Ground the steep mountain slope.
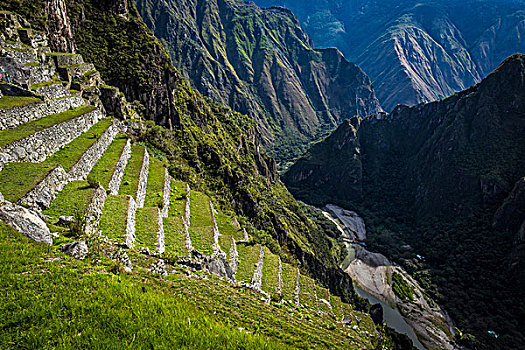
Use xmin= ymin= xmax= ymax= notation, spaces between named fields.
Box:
xmin=132 ymin=0 xmax=381 ymax=164
xmin=0 ymin=0 xmax=387 ymax=321
xmin=255 ymin=0 xmax=525 ymax=111
xmin=0 ymin=5 xmax=408 ymax=349
xmin=284 ymin=54 xmax=525 ymax=349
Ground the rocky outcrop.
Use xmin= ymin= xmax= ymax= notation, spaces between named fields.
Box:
xmin=60 ymin=241 xmax=88 ymax=259
xmin=135 ymin=149 xmax=149 ymax=208
xmin=0 ymin=96 xmax=84 ymax=131
xmin=108 ymin=139 xmax=131 ymax=195
xmin=46 ymin=0 xmax=77 ymax=53
xmin=19 ymin=165 xmax=69 ymax=211
xmin=203 ymin=253 xmax=235 ymax=281
xmin=149 ymin=259 xmax=168 ymax=276
xmin=0 ymin=108 xmax=104 ymax=166
xmin=0 ymin=195 xmax=53 ymax=245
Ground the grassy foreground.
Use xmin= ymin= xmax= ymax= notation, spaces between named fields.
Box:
xmin=0 ymin=222 xmax=285 ymax=349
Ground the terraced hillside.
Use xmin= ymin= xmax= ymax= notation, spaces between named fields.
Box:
xmin=0 ymin=13 xmax=393 ymax=349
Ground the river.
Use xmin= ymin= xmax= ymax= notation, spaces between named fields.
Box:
xmin=354 ymin=285 xmax=426 ymax=350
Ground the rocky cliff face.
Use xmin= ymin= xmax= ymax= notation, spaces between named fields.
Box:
xmin=255 ymin=0 xmax=525 ymax=111
xmin=284 ymin=53 xmax=525 ymax=349
xmin=46 ymin=0 xmax=77 ymax=53
xmin=133 ymin=0 xmax=381 ymax=163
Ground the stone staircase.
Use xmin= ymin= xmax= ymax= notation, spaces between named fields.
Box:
xmin=0 ymin=12 xmax=373 ymax=339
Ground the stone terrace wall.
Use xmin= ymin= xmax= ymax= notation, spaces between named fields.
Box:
xmin=69 ymin=122 xmax=118 ymax=180
xmin=85 ymin=186 xmax=107 ymax=235
xmin=108 ymin=139 xmax=131 ymax=195
xmin=34 ymin=83 xmax=70 ymax=99
xmin=125 ymin=196 xmax=136 ymax=248
xmin=135 ymin=149 xmax=149 ymax=208
xmin=19 ymin=165 xmax=69 ymax=210
xmin=0 ymin=108 xmax=103 ymax=166
xmin=0 ymin=96 xmax=84 ymax=130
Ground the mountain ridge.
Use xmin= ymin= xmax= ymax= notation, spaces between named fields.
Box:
xmin=284 ymin=53 xmax=525 ymax=349
xmin=133 ymin=0 xmax=382 ymax=164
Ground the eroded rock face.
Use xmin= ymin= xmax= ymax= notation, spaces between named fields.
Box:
xmin=60 ymin=241 xmax=88 ymax=259
xmin=47 ymin=0 xmax=77 ymax=53
xmin=0 ymin=200 xmax=53 ymax=245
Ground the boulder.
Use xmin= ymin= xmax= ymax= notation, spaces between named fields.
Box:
xmin=370 ymin=303 xmax=384 ymax=325
xmin=204 ymin=253 xmax=235 ymax=281
xmin=60 ymin=241 xmax=88 ymax=259
xmin=0 ymin=201 xmax=53 ymax=245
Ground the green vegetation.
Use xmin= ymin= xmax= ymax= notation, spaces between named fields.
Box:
xmin=99 ymin=195 xmax=130 ymax=242
xmin=330 ymin=295 xmax=344 ymax=320
xmin=216 ymin=211 xmax=244 ymax=241
xmin=0 ymin=95 xmax=41 ymax=110
xmin=24 ymin=61 xmax=40 ymax=67
xmin=261 ymin=246 xmax=281 ymax=298
xmin=189 ymin=190 xmax=213 ymax=227
xmin=236 ymin=243 xmax=260 ymax=283
xmin=43 ymin=181 xmax=96 ymax=219
xmin=134 ymin=207 xmax=159 ymax=251
xmin=44 ymin=118 xmax=112 ymax=171
xmin=281 ymin=263 xmax=298 ymax=302
xmin=163 ymin=216 xmax=188 ymax=256
xmin=391 ymin=273 xmax=414 ymax=302
xmin=144 ymin=157 xmax=165 ymax=208
xmin=0 ymin=105 xmax=96 ymax=149
xmin=87 ymin=135 xmax=128 ymax=189
xmin=298 ymin=275 xmax=317 ymax=310
xmin=316 ymin=285 xmax=332 ymax=315
xmin=0 ymin=222 xmax=286 ymax=350
xmin=189 ymin=226 xmax=214 ymax=256
xmin=0 ymin=162 xmax=56 ymax=202
xmin=168 ymin=179 xmax=186 ymax=217
xmin=118 ymin=145 xmax=144 ymax=198
xmin=31 ymin=78 xmax=60 ymax=90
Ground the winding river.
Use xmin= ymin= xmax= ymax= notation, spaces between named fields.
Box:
xmin=354 ymin=286 xmax=426 ymax=350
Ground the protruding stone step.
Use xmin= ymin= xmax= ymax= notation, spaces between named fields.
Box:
xmin=57 ymin=63 xmax=96 ymax=83
xmin=0 ymin=106 xmax=103 ymax=166
xmin=210 ymin=201 xmax=220 ymax=253
xmin=0 ymin=95 xmax=83 ymax=131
